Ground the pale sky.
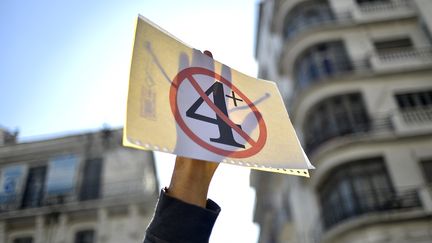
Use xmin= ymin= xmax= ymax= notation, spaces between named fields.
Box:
xmin=0 ymin=0 xmax=260 ymax=242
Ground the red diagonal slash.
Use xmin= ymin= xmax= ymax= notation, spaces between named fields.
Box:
xmin=186 ymin=74 xmax=257 ymax=147
xmin=170 ymin=66 xmax=267 ymax=158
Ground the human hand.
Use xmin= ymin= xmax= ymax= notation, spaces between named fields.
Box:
xmin=166 ymin=50 xmax=219 ymax=208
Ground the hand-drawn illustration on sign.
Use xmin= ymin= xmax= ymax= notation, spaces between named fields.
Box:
xmin=124 ymin=16 xmax=314 ymax=177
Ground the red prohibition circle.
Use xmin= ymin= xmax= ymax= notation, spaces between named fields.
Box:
xmin=169 ymin=67 xmax=267 ymax=158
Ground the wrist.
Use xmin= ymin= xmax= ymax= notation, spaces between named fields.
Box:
xmin=166 ymin=156 xmax=218 ymax=207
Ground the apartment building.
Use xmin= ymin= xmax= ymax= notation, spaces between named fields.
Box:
xmin=251 ymin=0 xmax=432 ymax=242
xmin=0 ymin=128 xmax=158 ymax=243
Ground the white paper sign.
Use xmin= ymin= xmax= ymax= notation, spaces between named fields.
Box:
xmin=124 ymin=16 xmax=314 ymax=177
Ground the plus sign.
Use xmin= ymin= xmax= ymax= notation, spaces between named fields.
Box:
xmin=225 ymin=91 xmax=243 ymax=107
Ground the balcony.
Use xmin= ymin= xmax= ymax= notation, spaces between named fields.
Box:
xmin=377 ymin=47 xmax=432 ymax=62
xmin=0 ymin=179 xmax=151 ymax=218
xmin=370 ymin=47 xmax=432 ymax=72
xmin=399 ymin=107 xmax=432 ymax=124
xmin=357 ymin=0 xmax=413 ymax=14
xmin=319 ymin=158 xmax=426 ymax=232
xmin=322 ymin=186 xmax=422 ymax=230
xmin=293 ymin=41 xmax=370 ymax=91
xmin=281 ymin=0 xmax=414 ymax=43
xmin=304 ymin=113 xmax=392 ymax=155
xmin=303 ymin=107 xmax=432 ymax=155
xmin=294 ymin=58 xmax=370 ymax=92
xmin=391 ymin=107 xmax=432 ymax=136
xmin=283 ymin=5 xmax=352 ymax=42
xmin=290 ymin=47 xmax=432 ymax=112
xmin=353 ymin=0 xmax=415 ymax=22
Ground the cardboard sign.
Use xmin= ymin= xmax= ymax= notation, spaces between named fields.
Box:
xmin=124 ymin=16 xmax=314 ymax=177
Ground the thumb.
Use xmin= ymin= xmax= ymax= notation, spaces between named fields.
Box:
xmin=203 ymin=50 xmax=213 ymax=58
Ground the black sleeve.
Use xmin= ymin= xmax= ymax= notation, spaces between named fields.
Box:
xmin=143 ymin=190 xmax=221 ymax=243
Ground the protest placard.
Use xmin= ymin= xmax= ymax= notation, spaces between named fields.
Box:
xmin=124 ymin=16 xmax=314 ymax=177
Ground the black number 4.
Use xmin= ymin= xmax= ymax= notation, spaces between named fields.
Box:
xmin=186 ymin=82 xmax=245 ymax=148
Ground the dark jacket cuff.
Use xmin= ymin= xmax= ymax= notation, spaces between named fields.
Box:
xmin=145 ymin=190 xmax=221 ymax=243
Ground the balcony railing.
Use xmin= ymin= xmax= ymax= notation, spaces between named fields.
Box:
xmin=305 ymin=113 xmax=392 ymax=155
xmin=375 ymin=47 xmax=432 ymax=63
xmin=358 ymin=0 xmax=412 ymax=13
xmin=283 ymin=10 xmax=352 ymax=41
xmin=292 ymin=48 xmax=432 ymax=97
xmin=0 ymin=179 xmax=150 ymax=213
xmin=282 ymin=0 xmax=413 ymax=42
xmin=294 ymin=58 xmax=370 ymax=92
xmin=323 ymin=187 xmax=422 ymax=230
xmin=400 ymin=107 xmax=432 ymax=124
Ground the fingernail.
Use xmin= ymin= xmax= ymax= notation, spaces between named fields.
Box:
xmin=203 ymin=50 xmax=213 ymax=58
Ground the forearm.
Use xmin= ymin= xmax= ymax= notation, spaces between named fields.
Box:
xmin=144 ymin=156 xmax=220 ymax=243
xmin=167 ymin=156 xmax=218 ymax=207
xmin=144 ymin=50 xmax=219 ymax=243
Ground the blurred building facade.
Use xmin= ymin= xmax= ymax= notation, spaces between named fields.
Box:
xmin=251 ymin=0 xmax=432 ymax=242
xmin=0 ymin=128 xmax=158 ymax=243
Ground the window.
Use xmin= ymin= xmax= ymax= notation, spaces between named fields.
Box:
xmin=319 ymin=157 xmax=394 ymax=229
xmin=74 ymin=230 xmax=95 ymax=243
xmin=395 ymin=90 xmax=432 ymax=110
xmin=13 ymin=237 xmax=33 ymax=243
xmin=45 ymin=154 xmax=79 ymax=197
xmin=303 ymin=93 xmax=370 ymax=153
xmin=283 ymin=2 xmax=334 ymax=40
xmin=421 ymin=160 xmax=432 ymax=183
xmin=21 ymin=166 xmax=47 ymax=208
xmin=294 ymin=41 xmax=352 ymax=89
xmin=0 ymin=165 xmax=27 ymax=211
xmin=374 ymin=37 xmax=413 ymax=53
xmin=80 ymin=159 xmax=102 ymax=201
